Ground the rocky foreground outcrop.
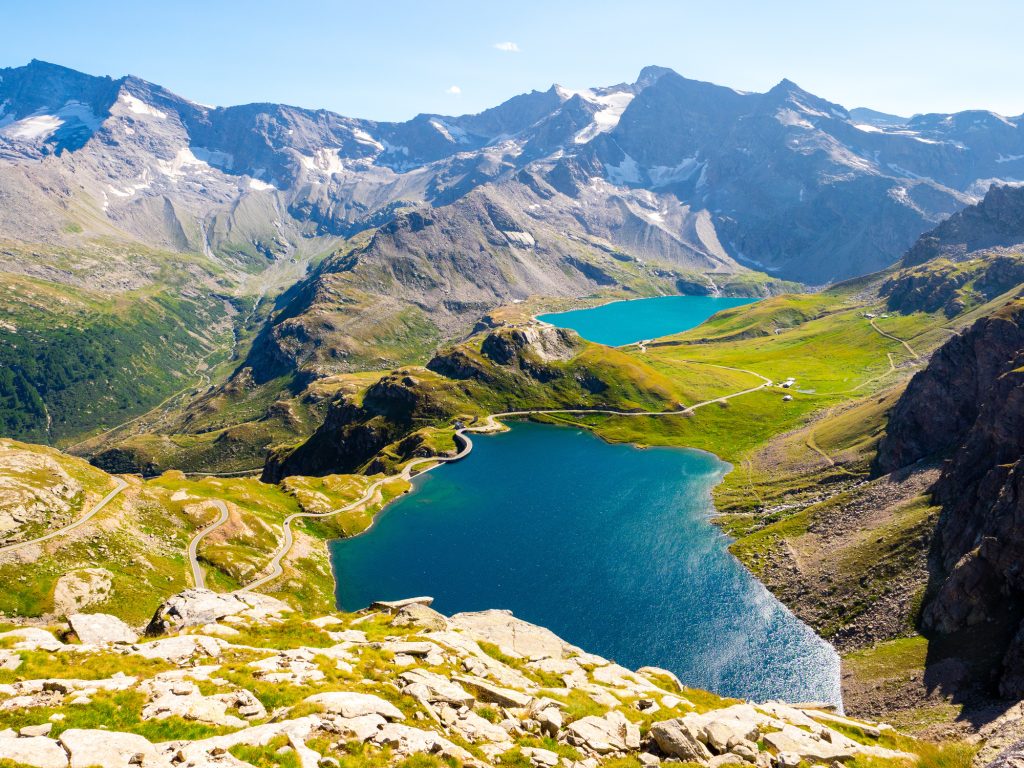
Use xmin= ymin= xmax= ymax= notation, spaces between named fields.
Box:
xmin=0 ymin=589 xmax=918 ymax=768
xmin=875 ymin=298 xmax=1024 ymax=697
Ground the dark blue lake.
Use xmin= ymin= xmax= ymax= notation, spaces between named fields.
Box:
xmin=330 ymin=422 xmax=841 ymax=705
xmin=537 ymin=295 xmax=759 ymax=346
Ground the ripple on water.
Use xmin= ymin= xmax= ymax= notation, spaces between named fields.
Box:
xmin=330 ymin=422 xmax=841 ymax=706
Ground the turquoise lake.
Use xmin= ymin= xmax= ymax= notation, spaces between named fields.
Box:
xmin=330 ymin=422 xmax=842 ymax=705
xmin=537 ymin=294 xmax=759 ymax=346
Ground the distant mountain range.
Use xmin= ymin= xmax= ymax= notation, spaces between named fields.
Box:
xmin=3 ymin=58 xmax=1024 ymax=388
xmin=2 ymin=59 xmax=1022 ymax=283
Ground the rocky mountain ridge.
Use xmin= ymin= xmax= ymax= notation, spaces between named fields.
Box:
xmin=875 ymin=298 xmax=1024 ymax=698
xmin=5 ymin=57 xmax=1020 ymax=283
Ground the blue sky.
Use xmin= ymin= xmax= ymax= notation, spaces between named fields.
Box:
xmin=3 ymin=0 xmax=1021 ymax=120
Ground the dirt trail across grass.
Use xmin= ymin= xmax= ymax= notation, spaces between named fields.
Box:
xmin=870 ymin=319 xmax=919 ymax=360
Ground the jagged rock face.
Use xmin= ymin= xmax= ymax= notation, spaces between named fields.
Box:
xmin=879 ymin=251 xmax=1024 ymax=318
xmin=481 ymin=326 xmax=583 ymax=366
xmin=262 ymin=372 xmax=451 ymax=481
xmin=875 ymin=300 xmax=1024 ymax=696
xmin=904 ymin=185 xmax=1024 ymax=266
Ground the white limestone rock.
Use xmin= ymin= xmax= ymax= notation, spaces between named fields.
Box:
xmin=303 ymin=691 xmax=404 ymax=720
xmin=67 ymin=613 xmax=137 ymax=645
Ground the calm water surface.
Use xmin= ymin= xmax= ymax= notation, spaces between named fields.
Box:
xmin=330 ymin=422 xmax=841 ymax=705
xmin=537 ymin=295 xmax=758 ymax=346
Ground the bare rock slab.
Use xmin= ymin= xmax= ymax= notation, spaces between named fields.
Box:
xmin=68 ymin=613 xmax=137 ymax=645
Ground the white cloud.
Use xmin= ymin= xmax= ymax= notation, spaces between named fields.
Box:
xmin=446 ymin=85 xmax=462 ymax=95
xmin=493 ymin=41 xmax=520 ymax=53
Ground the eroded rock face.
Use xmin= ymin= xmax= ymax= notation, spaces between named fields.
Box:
xmin=875 ymin=299 xmax=1024 ymax=696
xmin=904 ymin=185 xmax=1024 ymax=267
xmin=481 ymin=326 xmax=583 ymax=367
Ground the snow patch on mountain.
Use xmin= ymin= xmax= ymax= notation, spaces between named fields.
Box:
xmin=108 ymin=172 xmax=152 ymax=198
xmin=573 ymin=90 xmax=635 ymax=144
xmin=156 ymin=147 xmax=214 ymax=178
xmin=299 ymin=148 xmax=345 ymax=177
xmin=352 ymin=127 xmax=383 ymax=151
xmin=0 ymin=101 xmax=100 ymax=142
xmin=118 ymin=92 xmax=167 ymax=119
xmin=191 ymin=146 xmax=234 ymax=170
xmin=248 ymin=177 xmax=276 ymax=191
xmin=647 ymin=157 xmax=703 ymax=187
xmin=1 ymin=113 xmax=62 ymax=140
xmin=776 ymin=109 xmax=815 ymax=130
xmin=429 ymin=119 xmax=469 ymax=144
xmin=606 ymin=153 xmax=641 ymax=185
xmin=966 ymin=177 xmax=1024 ymax=197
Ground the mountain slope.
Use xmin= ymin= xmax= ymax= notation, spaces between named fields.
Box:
xmin=4 ymin=59 xmax=1024 ymax=446
xmin=2 ymin=59 xmax=1023 ymax=282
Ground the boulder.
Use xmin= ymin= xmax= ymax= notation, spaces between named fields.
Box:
xmin=709 ymin=755 xmax=747 ymax=768
xmin=172 ymin=717 xmax=321 ymax=763
xmin=536 ymin=706 xmax=563 ymax=738
xmin=523 ymin=747 xmax=560 ymax=767
xmin=0 ymin=735 xmax=68 ymax=768
xmin=0 ymin=628 xmax=63 ymax=652
xmin=303 ymin=691 xmax=404 ymax=720
xmin=371 ymin=722 xmax=473 ymax=761
xmin=443 ymin=705 xmax=511 ymax=744
xmin=52 ymin=569 xmax=113 ymax=616
xmin=131 ymin=635 xmax=227 ymax=664
xmin=19 ymin=723 xmax=53 ymax=737
xmin=637 ymin=666 xmax=683 ymax=692
xmin=649 ymin=718 xmax=714 ymax=762
xmin=248 ymin=649 xmax=325 ymax=685
xmin=329 ymin=713 xmax=388 ymax=742
xmin=399 ymin=669 xmax=474 ymax=707
xmin=565 ymin=711 xmax=641 ymax=755
xmin=67 ymin=613 xmax=137 ymax=645
xmin=0 ymin=649 xmax=21 ymax=672
xmin=370 ymin=596 xmax=434 ymax=612
xmin=60 ymin=728 xmax=157 ymax=768
xmin=140 ymin=679 xmax=249 ymax=728
xmin=146 ymin=588 xmax=289 ymax=635
xmin=392 ymin=602 xmax=448 ymax=630
xmin=453 ymin=675 xmax=533 ymax=708
xmin=448 ymin=609 xmax=573 ymax=660
xmin=762 ymin=725 xmax=855 ymax=762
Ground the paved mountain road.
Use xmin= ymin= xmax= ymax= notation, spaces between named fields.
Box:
xmin=0 ymin=478 xmax=128 ymax=556
xmin=235 ymin=363 xmax=774 ymax=593
xmin=188 ymin=500 xmax=230 ymax=589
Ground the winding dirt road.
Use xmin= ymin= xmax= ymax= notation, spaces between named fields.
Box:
xmin=869 ymin=318 xmax=919 ymax=360
xmin=0 ymin=478 xmax=128 ymax=556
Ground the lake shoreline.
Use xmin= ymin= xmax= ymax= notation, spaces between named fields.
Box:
xmin=328 ymin=421 xmax=842 ymax=707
